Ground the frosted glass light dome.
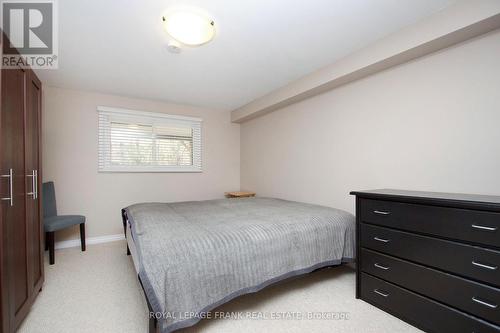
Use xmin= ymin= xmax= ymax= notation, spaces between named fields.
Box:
xmin=163 ymin=11 xmax=215 ymax=46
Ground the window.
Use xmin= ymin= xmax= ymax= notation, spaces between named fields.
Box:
xmin=98 ymin=106 xmax=202 ymax=172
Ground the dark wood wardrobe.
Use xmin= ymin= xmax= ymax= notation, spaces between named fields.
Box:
xmin=0 ymin=32 xmax=44 ymax=333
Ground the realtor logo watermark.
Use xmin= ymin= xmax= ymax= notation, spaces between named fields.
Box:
xmin=1 ymin=0 xmax=58 ymax=69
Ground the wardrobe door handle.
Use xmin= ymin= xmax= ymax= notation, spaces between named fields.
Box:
xmin=374 ymin=237 xmax=390 ymax=243
xmin=34 ymin=170 xmax=38 ymax=200
xmin=472 ymin=297 xmax=498 ymax=309
xmin=374 ymin=263 xmax=390 ymax=270
xmin=472 ymin=261 xmax=498 ymax=271
xmin=373 ymin=289 xmax=389 ymax=297
xmin=1 ymin=169 xmax=14 ymax=206
xmin=373 ymin=210 xmax=391 ymax=215
xmin=471 ymin=224 xmax=497 ymax=232
xmin=27 ymin=170 xmax=36 ymax=199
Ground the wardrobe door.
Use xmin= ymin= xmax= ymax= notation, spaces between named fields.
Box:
xmin=0 ymin=30 xmax=6 ymax=333
xmin=25 ymin=70 xmax=43 ymax=302
xmin=0 ymin=64 xmax=30 ymax=331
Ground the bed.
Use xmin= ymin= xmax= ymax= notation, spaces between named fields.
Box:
xmin=122 ymin=197 xmax=355 ymax=333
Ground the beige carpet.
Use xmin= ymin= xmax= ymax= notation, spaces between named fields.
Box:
xmin=18 ymin=241 xmax=421 ymax=333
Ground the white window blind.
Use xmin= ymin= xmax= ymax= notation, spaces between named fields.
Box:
xmin=98 ymin=106 xmax=202 ymax=172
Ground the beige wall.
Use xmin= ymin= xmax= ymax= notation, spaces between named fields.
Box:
xmin=44 ymin=29 xmax=500 ymax=242
xmin=241 ymin=30 xmax=500 ymax=214
xmin=43 ymin=87 xmax=240 ymax=241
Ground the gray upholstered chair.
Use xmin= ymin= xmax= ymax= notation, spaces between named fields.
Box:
xmin=43 ymin=182 xmax=86 ymax=265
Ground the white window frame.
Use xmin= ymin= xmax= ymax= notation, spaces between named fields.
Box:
xmin=97 ymin=106 xmax=202 ymax=173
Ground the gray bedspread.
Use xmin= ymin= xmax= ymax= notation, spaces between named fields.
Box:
xmin=124 ymin=197 xmax=355 ymax=333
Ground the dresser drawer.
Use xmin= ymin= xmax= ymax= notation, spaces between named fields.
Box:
xmin=360 ymin=199 xmax=500 ymax=248
xmin=361 ymin=273 xmax=500 ymax=333
xmin=361 ymin=223 xmax=500 ymax=287
xmin=361 ymin=248 xmax=500 ymax=325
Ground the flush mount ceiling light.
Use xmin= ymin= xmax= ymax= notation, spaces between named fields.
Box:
xmin=162 ymin=10 xmax=215 ymax=46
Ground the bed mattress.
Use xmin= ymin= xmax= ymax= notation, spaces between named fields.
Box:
xmin=124 ymin=197 xmax=355 ymax=332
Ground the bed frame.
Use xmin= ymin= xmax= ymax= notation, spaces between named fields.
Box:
xmin=122 ymin=209 xmax=159 ymax=333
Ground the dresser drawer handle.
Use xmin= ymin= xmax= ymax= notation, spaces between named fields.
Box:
xmin=374 ymin=263 xmax=390 ymax=270
xmin=373 ymin=289 xmax=389 ymax=297
xmin=472 ymin=261 xmax=498 ymax=271
xmin=374 ymin=237 xmax=390 ymax=243
xmin=471 ymin=224 xmax=498 ymax=232
xmin=472 ymin=297 xmax=498 ymax=309
xmin=373 ymin=210 xmax=391 ymax=215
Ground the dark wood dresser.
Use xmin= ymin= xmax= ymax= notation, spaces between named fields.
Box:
xmin=350 ymin=189 xmax=500 ymax=333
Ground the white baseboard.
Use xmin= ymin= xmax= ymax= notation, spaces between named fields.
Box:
xmin=55 ymin=234 xmax=125 ymax=250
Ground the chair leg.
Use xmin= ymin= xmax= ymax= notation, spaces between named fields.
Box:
xmin=47 ymin=232 xmax=55 ymax=265
xmin=45 ymin=232 xmax=49 ymax=251
xmin=80 ymin=223 xmax=86 ymax=251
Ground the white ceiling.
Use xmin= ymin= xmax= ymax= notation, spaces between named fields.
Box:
xmin=36 ymin=0 xmax=455 ymax=110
